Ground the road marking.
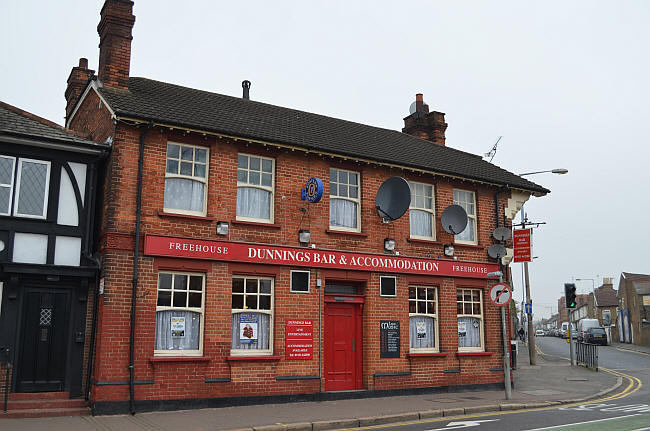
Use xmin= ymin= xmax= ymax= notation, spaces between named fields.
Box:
xmin=522 ymin=413 xmax=642 ymax=430
xmin=425 ymin=419 xmax=499 ymax=430
xmin=616 ymin=348 xmax=650 ymax=357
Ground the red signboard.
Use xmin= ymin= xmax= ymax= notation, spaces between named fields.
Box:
xmin=144 ymin=235 xmax=499 ymax=278
xmin=513 ymin=229 xmax=531 ymax=262
xmin=285 ymin=320 xmax=313 ymax=360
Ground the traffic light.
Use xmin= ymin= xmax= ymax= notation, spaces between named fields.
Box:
xmin=565 ymin=283 xmax=577 ymax=308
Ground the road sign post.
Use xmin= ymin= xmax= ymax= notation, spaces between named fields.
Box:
xmin=489 ymin=282 xmax=512 ymax=400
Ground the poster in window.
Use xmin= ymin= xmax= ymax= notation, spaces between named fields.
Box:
xmin=239 ymin=314 xmax=258 ymax=344
xmin=416 ymin=321 xmax=427 ymax=339
xmin=171 ymin=316 xmax=185 ymax=338
xmin=458 ymin=321 xmax=467 ymax=338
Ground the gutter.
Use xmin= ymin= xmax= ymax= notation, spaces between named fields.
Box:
xmin=129 ymin=121 xmax=153 ymax=415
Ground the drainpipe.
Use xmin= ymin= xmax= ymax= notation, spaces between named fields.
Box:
xmin=129 ymin=121 xmax=153 ymax=415
xmin=83 ymin=150 xmax=109 ymax=402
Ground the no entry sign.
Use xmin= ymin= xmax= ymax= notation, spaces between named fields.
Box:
xmin=489 ymin=283 xmax=511 ymax=307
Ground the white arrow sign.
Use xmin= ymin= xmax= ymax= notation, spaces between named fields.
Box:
xmin=426 ymin=419 xmax=499 ymax=430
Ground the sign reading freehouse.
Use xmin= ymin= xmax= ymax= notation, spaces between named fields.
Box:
xmin=144 ymin=235 xmax=498 ymax=278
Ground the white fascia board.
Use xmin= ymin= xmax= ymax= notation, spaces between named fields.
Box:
xmin=66 ymin=80 xmax=116 ymax=128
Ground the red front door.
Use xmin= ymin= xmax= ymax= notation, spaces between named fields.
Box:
xmin=324 ymin=301 xmax=362 ymax=391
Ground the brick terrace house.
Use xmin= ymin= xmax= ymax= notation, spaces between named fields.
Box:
xmin=616 ymin=272 xmax=650 ymax=346
xmin=63 ymin=0 xmax=549 ymax=414
xmin=557 ymin=293 xmax=589 ymax=329
xmin=0 ymin=101 xmax=108 ymax=417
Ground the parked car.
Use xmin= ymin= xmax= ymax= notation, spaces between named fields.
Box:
xmin=577 ymin=318 xmax=600 ymax=342
xmin=535 ymin=329 xmax=544 ymax=336
xmin=584 ymin=327 xmax=608 ymax=345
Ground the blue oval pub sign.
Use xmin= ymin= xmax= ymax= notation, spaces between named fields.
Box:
xmin=301 ymin=177 xmax=323 ymax=203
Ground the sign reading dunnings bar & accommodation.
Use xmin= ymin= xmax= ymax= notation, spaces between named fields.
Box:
xmin=144 ymin=235 xmax=498 ymax=278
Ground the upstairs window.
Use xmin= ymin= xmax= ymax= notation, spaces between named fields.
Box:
xmin=453 ymin=189 xmax=477 ymax=244
xmin=409 ymin=182 xmax=435 ymax=240
xmin=1 ymin=156 xmax=51 ymax=219
xmin=164 ymin=143 xmax=208 ymax=215
xmin=0 ymin=155 xmax=16 ymax=216
xmin=329 ymin=168 xmax=360 ymax=231
xmin=237 ymin=154 xmax=274 ymax=223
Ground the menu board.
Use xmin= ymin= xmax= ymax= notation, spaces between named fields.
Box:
xmin=380 ymin=320 xmax=400 ymax=358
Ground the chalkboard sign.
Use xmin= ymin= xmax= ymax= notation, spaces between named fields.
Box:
xmin=380 ymin=320 xmax=400 ymax=358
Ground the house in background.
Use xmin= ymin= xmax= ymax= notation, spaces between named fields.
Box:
xmin=0 ymin=101 xmax=108 ymax=417
xmin=616 ymin=272 xmax=650 ymax=346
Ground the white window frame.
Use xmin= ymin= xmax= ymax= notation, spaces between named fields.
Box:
xmin=409 ymin=285 xmax=439 ymax=353
xmin=457 ymin=288 xmax=484 ymax=352
xmin=154 ymin=271 xmax=205 ymax=357
xmin=0 ymin=155 xmax=16 ymax=216
xmin=290 ymin=270 xmax=310 ymax=293
xmin=231 ymin=276 xmax=274 ymax=356
xmin=409 ymin=181 xmax=435 ymax=240
xmin=329 ymin=168 xmax=361 ymax=232
xmin=453 ymin=189 xmax=477 ymax=245
xmin=13 ymin=158 xmax=51 ymax=219
xmin=380 ymin=276 xmax=397 ymax=297
xmin=236 ymin=153 xmax=275 ymax=223
xmin=164 ymin=142 xmax=209 ymax=216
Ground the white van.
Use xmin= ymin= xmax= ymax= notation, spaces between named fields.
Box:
xmin=577 ymin=318 xmax=600 ymax=342
xmin=561 ymin=322 xmax=576 ymax=339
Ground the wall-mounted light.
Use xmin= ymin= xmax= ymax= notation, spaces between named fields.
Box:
xmin=444 ymin=244 xmax=454 ymax=257
xmin=216 ymin=221 xmax=229 ymax=236
xmin=384 ymin=238 xmax=396 ymax=252
xmin=299 ymin=229 xmax=311 ymax=245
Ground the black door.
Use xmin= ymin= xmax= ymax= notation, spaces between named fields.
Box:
xmin=17 ymin=289 xmax=70 ymax=392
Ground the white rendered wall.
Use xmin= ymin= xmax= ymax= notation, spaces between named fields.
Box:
xmin=54 ymin=236 xmax=81 ymax=266
xmin=13 ymin=233 xmax=48 ymax=264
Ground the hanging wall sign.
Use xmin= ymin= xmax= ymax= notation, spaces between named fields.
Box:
xmin=301 ymin=177 xmax=323 ymax=203
xmin=513 ymin=229 xmax=532 ymax=262
xmin=380 ymin=320 xmax=400 ymax=358
xmin=285 ymin=319 xmax=313 ymax=360
xmin=239 ymin=314 xmax=258 ymax=344
xmin=145 ymin=235 xmax=499 ymax=279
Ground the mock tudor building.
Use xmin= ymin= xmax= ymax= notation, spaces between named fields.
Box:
xmin=64 ymin=0 xmax=549 ymax=414
xmin=0 ymin=101 xmax=108 ymax=412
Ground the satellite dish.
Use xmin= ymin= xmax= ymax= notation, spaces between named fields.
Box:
xmin=375 ymin=177 xmax=411 ymax=222
xmin=409 ymin=101 xmax=417 ymax=115
xmin=492 ymin=227 xmax=512 ymax=242
xmin=440 ymin=205 xmax=468 ymax=235
xmin=487 ymin=244 xmax=507 ymax=259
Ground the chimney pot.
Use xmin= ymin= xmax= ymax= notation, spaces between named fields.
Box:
xmin=79 ymin=58 xmax=88 ymax=68
xmin=402 ymin=93 xmax=447 ymax=146
xmin=416 ymin=93 xmax=423 ymax=102
xmin=242 ymin=80 xmax=251 ymax=100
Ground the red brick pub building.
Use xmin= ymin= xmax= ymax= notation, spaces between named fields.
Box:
xmin=65 ymin=0 xmax=549 ymax=414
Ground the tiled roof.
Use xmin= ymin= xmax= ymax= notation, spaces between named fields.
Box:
xmin=98 ymin=78 xmax=549 ymax=195
xmin=632 ymin=281 xmax=650 ymax=296
xmin=0 ymin=101 xmax=107 ymax=150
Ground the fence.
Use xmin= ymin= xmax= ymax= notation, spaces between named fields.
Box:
xmin=576 ymin=341 xmax=598 ymax=371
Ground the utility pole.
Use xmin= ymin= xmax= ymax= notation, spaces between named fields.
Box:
xmin=524 ymin=259 xmax=536 ymax=365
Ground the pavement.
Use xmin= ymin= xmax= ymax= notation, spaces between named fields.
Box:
xmin=0 ymin=340 xmax=624 ymax=431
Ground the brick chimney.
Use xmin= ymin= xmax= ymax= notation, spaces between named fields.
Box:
xmin=65 ymin=58 xmax=95 ymax=120
xmin=402 ymin=94 xmax=448 ymax=146
xmin=97 ymin=0 xmax=135 ymax=89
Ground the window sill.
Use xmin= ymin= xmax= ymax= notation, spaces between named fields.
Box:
xmin=456 ymin=351 xmax=493 ymax=357
xmin=407 ymin=352 xmax=448 ymax=358
xmin=149 ymin=356 xmax=211 ymax=363
xmin=452 ymin=242 xmax=482 ymax=249
xmin=407 ymin=238 xmax=443 ymax=245
xmin=158 ymin=210 xmax=215 ymax=222
xmin=325 ymin=229 xmax=368 ymax=238
xmin=231 ymin=220 xmax=281 ymax=229
xmin=227 ymin=355 xmax=282 ymax=362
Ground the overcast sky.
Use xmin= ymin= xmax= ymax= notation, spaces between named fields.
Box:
xmin=2 ymin=1 xmax=649 ymax=319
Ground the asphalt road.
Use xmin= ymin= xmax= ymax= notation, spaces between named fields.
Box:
xmin=360 ymin=337 xmax=650 ymax=431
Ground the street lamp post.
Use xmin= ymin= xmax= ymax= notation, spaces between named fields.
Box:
xmin=518 ymin=168 xmax=568 ymax=366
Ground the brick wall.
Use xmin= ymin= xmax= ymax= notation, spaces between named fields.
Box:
xmin=82 ymin=124 xmax=514 ymax=405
